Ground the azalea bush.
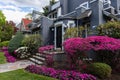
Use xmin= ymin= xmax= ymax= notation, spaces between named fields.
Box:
xmin=2 ymin=46 xmax=8 ymax=52
xmin=86 ymin=36 xmax=120 ymax=69
xmin=63 ymin=36 xmax=120 ymax=70
xmin=25 ymin=65 xmax=96 ymax=80
xmin=38 ymin=45 xmax=54 ymax=53
xmin=45 ymin=54 xmax=54 ymax=67
xmin=4 ymin=51 xmax=16 ymax=63
xmin=63 ymin=37 xmax=91 ymax=69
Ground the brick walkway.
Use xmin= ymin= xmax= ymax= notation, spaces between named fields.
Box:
xmin=0 ymin=60 xmax=35 ymax=73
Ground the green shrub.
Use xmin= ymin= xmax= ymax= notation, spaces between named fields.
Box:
xmin=8 ymin=32 xmax=24 ymax=53
xmin=22 ymin=34 xmax=42 ymax=54
xmin=88 ymin=63 xmax=112 ymax=79
xmin=0 ymin=41 xmax=9 ymax=47
xmin=64 ymin=27 xmax=84 ymax=39
xmin=97 ymin=21 xmax=120 ymax=38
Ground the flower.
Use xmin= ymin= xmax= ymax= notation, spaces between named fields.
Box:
xmin=25 ymin=65 xmax=96 ymax=80
xmin=38 ymin=45 xmax=54 ymax=53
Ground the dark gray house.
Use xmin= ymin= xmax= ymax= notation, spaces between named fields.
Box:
xmin=29 ymin=0 xmax=120 ymax=50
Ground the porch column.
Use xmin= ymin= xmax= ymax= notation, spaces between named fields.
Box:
xmin=54 ymin=26 xmax=56 ymax=50
xmin=62 ymin=24 xmax=64 ymax=50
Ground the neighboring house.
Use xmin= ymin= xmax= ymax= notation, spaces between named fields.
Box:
xmin=20 ymin=18 xmax=32 ymax=34
xmin=29 ymin=0 xmax=120 ymax=50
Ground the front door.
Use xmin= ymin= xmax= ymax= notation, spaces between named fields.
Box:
xmin=56 ymin=26 xmax=62 ymax=48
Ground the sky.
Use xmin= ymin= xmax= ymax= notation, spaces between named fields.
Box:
xmin=0 ymin=0 xmax=57 ymax=25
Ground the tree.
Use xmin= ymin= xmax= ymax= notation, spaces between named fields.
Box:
xmin=50 ymin=0 xmax=56 ymax=5
xmin=0 ymin=21 xmax=14 ymax=41
xmin=0 ymin=10 xmax=6 ymax=26
xmin=0 ymin=10 xmax=6 ymax=42
xmin=42 ymin=6 xmax=49 ymax=16
xmin=42 ymin=0 xmax=56 ymax=16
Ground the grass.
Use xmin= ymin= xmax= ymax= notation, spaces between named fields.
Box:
xmin=0 ymin=52 xmax=6 ymax=64
xmin=0 ymin=69 xmax=57 ymax=80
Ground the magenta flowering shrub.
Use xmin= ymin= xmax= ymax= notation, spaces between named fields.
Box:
xmin=25 ymin=65 xmax=96 ymax=80
xmin=38 ymin=45 xmax=54 ymax=53
xmin=63 ymin=36 xmax=120 ymax=70
xmin=86 ymin=36 xmax=120 ymax=51
xmin=45 ymin=54 xmax=54 ymax=67
xmin=2 ymin=46 xmax=8 ymax=52
xmin=4 ymin=51 xmax=16 ymax=63
xmin=63 ymin=36 xmax=120 ymax=54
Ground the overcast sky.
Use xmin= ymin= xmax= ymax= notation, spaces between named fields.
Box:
xmin=0 ymin=0 xmax=58 ymax=25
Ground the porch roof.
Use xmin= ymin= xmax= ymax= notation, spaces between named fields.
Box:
xmin=103 ymin=10 xmax=118 ymax=20
xmin=76 ymin=9 xmax=92 ymax=19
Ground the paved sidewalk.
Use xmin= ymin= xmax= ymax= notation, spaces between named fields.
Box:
xmin=0 ymin=60 xmax=35 ymax=73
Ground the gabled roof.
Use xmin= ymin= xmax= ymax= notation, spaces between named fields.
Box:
xmin=22 ymin=18 xmax=32 ymax=30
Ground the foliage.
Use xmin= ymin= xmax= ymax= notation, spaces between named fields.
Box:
xmin=97 ymin=21 xmax=120 ymax=39
xmin=0 ymin=69 xmax=56 ymax=80
xmin=0 ymin=41 xmax=9 ymax=47
xmin=50 ymin=0 xmax=56 ymax=5
xmin=0 ymin=52 xmax=7 ymax=64
xmin=8 ymin=32 xmax=24 ymax=53
xmin=22 ymin=34 xmax=42 ymax=54
xmin=38 ymin=45 xmax=54 ymax=53
xmin=88 ymin=63 xmax=112 ymax=79
xmin=14 ymin=47 xmax=31 ymax=59
xmin=25 ymin=65 xmax=96 ymax=80
xmin=64 ymin=27 xmax=84 ymax=39
xmin=4 ymin=51 xmax=16 ymax=63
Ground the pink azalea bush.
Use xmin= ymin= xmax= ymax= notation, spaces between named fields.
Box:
xmin=4 ymin=51 xmax=16 ymax=63
xmin=2 ymin=46 xmax=8 ymax=52
xmin=45 ymin=54 xmax=54 ymax=67
xmin=86 ymin=36 xmax=120 ymax=51
xmin=63 ymin=36 xmax=120 ymax=70
xmin=38 ymin=45 xmax=54 ymax=53
xmin=63 ymin=36 xmax=120 ymax=54
xmin=25 ymin=65 xmax=96 ymax=80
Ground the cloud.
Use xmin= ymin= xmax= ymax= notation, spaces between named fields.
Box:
xmin=0 ymin=0 xmax=58 ymax=24
xmin=2 ymin=10 xmax=28 ymax=24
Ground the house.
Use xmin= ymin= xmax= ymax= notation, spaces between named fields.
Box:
xmin=20 ymin=18 xmax=32 ymax=34
xmin=29 ymin=0 xmax=120 ymax=50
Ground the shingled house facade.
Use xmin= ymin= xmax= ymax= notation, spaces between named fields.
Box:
xmin=29 ymin=0 xmax=120 ymax=50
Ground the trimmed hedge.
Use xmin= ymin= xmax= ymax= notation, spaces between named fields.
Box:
xmin=88 ymin=63 xmax=112 ymax=79
xmin=8 ymin=32 xmax=24 ymax=53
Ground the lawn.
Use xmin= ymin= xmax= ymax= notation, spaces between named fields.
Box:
xmin=0 ymin=52 xmax=6 ymax=64
xmin=0 ymin=69 xmax=57 ymax=80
